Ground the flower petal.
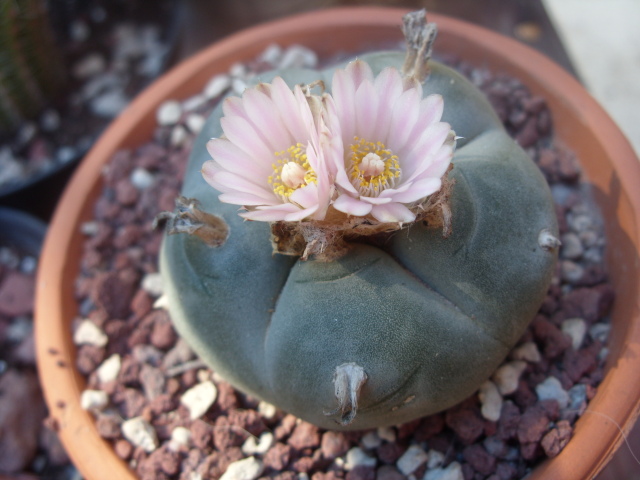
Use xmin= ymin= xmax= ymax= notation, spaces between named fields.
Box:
xmin=270 ymin=76 xmax=309 ymax=143
xmin=220 ymin=116 xmax=273 ymax=161
xmin=333 ymin=194 xmax=373 ymax=216
xmin=240 ymin=203 xmax=301 ymax=221
xmin=384 ymin=178 xmax=441 ymax=204
xmin=386 ymin=88 xmax=422 ymax=152
xmin=206 ymin=138 xmax=270 ymax=177
xmin=241 ymin=87 xmax=293 ymax=151
xmin=359 ymin=196 xmax=392 ymax=205
xmin=370 ymin=202 xmax=416 ymax=223
xmin=211 ymin=170 xmax=276 ymax=201
xmin=372 ymin=67 xmax=404 ymax=140
xmin=218 ymin=192 xmax=276 ymax=206
xmin=354 ymin=80 xmax=378 ymax=142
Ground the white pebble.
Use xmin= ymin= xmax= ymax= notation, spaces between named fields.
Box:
xmin=130 ymin=167 xmax=155 ymax=190
xmin=427 ymin=449 xmax=445 ymax=469
xmin=169 ymin=426 xmax=191 ymax=451
xmin=204 ymin=74 xmax=232 ymax=99
xmin=121 ymin=417 xmax=158 ymax=453
xmin=510 ymin=342 xmax=541 ymax=363
xmin=560 ymin=233 xmax=583 ymax=260
xmin=232 ymin=78 xmax=247 ymax=94
xmin=561 ymin=260 xmax=584 ymax=284
xmin=220 ymin=456 xmax=264 ymax=480
xmin=478 ymin=380 xmax=503 ymax=422
xmin=424 ymin=461 xmax=464 ymax=480
xmin=278 ymin=45 xmax=318 ymax=69
xmin=492 ymin=361 xmax=527 ymax=395
xmin=396 ymin=445 xmax=429 ymax=475
xmin=344 ymin=447 xmax=377 ymax=470
xmin=182 ymin=93 xmax=208 ymax=112
xmin=142 ymin=272 xmax=164 ymax=297
xmin=157 ymin=100 xmax=182 ymax=126
xmin=229 ymin=62 xmax=247 ymax=78
xmin=73 ymin=320 xmax=108 ymax=347
xmin=257 ymin=401 xmax=277 ymax=420
xmin=562 ymin=318 xmax=587 ymax=350
xmin=80 ymin=389 xmax=109 ymax=410
xmin=170 ymin=124 xmax=188 ymax=147
xmin=259 ymin=44 xmax=283 ymax=66
xmin=242 ymin=431 xmax=274 ymax=455
xmin=73 ymin=53 xmax=106 ymax=79
xmin=377 ymin=426 xmax=397 ymax=443
xmin=180 ymin=381 xmax=218 ymax=420
xmin=97 ymin=354 xmax=122 ymax=384
xmin=91 ymin=89 xmax=129 ymax=118
xmin=360 ymin=431 xmax=381 ymax=450
xmin=536 ymin=376 xmax=570 ymax=409
xmin=186 ymin=113 xmax=206 ymax=134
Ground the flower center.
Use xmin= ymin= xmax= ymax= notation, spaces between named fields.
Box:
xmin=348 ymin=137 xmax=400 ymax=197
xmin=269 ymin=143 xmax=317 ymax=200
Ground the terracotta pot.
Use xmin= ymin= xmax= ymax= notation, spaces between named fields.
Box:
xmin=35 ymin=7 xmax=640 ymax=480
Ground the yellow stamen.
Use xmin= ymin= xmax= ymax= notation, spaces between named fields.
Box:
xmin=347 ymin=137 xmax=400 ymax=197
xmin=268 ymin=143 xmax=317 ymax=201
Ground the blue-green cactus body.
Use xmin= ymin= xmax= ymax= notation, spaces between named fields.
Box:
xmin=160 ymin=51 xmax=558 ymax=430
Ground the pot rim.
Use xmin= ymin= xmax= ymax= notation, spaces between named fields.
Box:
xmin=35 ymin=6 xmax=640 ymax=480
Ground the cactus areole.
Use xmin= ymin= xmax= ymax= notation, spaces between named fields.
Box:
xmin=159 ymin=11 xmax=558 ymax=430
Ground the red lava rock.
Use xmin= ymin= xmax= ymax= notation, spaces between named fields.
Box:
xmin=264 ymin=442 xmax=293 ymax=471
xmin=397 ymin=419 xmax=421 ymax=439
xmin=96 ymin=413 xmax=121 ymax=439
xmin=76 ymin=344 xmax=107 ymax=375
xmin=520 ymin=441 xmax=541 ymax=461
xmin=150 ymin=393 xmax=177 ymax=415
xmin=515 ymin=117 xmax=539 ymax=148
xmin=92 ymin=269 xmax=140 ymax=319
xmin=376 ymin=465 xmax=405 ymax=480
xmin=114 ymin=224 xmax=143 ymax=249
xmin=495 ymin=461 xmax=518 ymax=480
xmin=276 ymin=473 xmax=298 ymax=480
xmin=115 ymin=179 xmax=139 ymax=206
xmin=414 ymin=414 xmax=445 ymax=441
xmin=190 ymin=419 xmax=213 ymax=449
xmin=150 ymin=312 xmax=178 ymax=350
xmin=114 ymin=439 xmax=134 ymax=459
xmin=321 ymin=431 xmax=350 ymax=460
xmin=497 ymin=401 xmax=521 ymax=441
xmin=197 ymin=447 xmax=244 ymax=478
xmin=0 ymin=272 xmax=34 ymax=316
xmin=531 ymin=315 xmax=571 ymax=359
xmin=376 ymin=442 xmax=405 ymax=465
xmin=517 ymin=405 xmax=550 ymax=444
xmin=562 ymin=285 xmax=615 ymax=324
xmin=274 ymin=414 xmax=298 ymax=441
xmin=347 ymin=466 xmax=376 ymax=480
xmin=312 ymin=472 xmax=343 ymax=480
xmin=292 ymin=456 xmax=315 ymax=473
xmin=445 ymin=404 xmax=485 ymax=445
xmin=513 ymin=379 xmax=538 ymax=409
xmin=289 ymin=421 xmax=321 ymax=450
xmin=541 ymin=420 xmax=572 ymax=457
xmin=140 ymin=363 xmax=166 ymax=400
xmin=0 ymin=370 xmax=47 ymax=472
xmin=118 ymin=388 xmax=148 ymax=418
xmin=212 ymin=415 xmax=248 ymax=450
xmin=215 ymin=380 xmax=239 ymax=412
xmin=463 ymin=444 xmax=497 ymax=476
xmin=103 ymin=150 xmax=134 ymax=186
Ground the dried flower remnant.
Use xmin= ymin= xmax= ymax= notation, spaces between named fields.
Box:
xmin=327 ymin=60 xmax=456 ymax=223
xmin=202 ymin=77 xmax=332 ymax=222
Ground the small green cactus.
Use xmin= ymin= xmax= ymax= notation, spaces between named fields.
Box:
xmin=160 ymin=13 xmax=558 ymax=430
xmin=0 ymin=0 xmax=66 ymax=134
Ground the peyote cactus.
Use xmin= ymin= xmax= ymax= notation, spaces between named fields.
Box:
xmin=0 ymin=0 xmax=66 ymax=134
xmin=159 ymin=11 xmax=558 ymax=430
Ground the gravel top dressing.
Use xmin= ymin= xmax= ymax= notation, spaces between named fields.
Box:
xmin=69 ymin=44 xmax=613 ymax=480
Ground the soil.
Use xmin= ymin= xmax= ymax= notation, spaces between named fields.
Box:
xmin=70 ymin=46 xmax=614 ymax=480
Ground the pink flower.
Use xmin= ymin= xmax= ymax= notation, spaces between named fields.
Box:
xmin=202 ymin=77 xmax=332 ymax=222
xmin=327 ymin=59 xmax=455 ymax=223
